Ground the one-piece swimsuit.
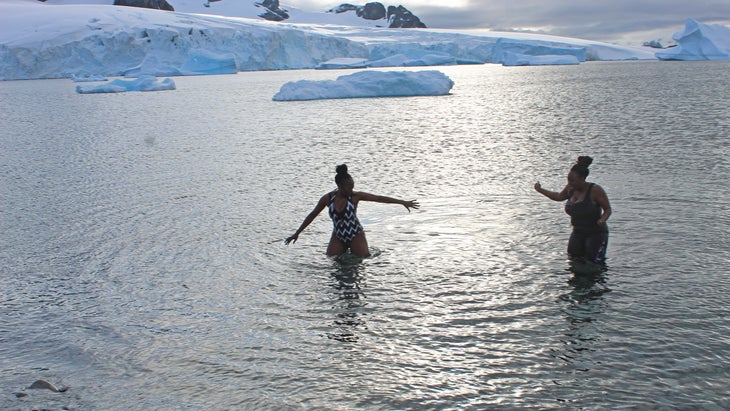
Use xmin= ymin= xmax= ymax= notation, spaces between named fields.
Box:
xmin=564 ymin=183 xmax=609 ymax=264
xmin=329 ymin=191 xmax=364 ymax=246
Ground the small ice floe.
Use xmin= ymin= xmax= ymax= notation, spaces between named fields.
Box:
xmin=315 ymin=50 xmax=461 ymax=70
xmin=76 ymin=75 xmax=176 ymax=94
xmin=315 ymin=57 xmax=369 ymax=70
xmin=501 ymin=53 xmax=581 ymax=66
xmin=272 ymin=70 xmax=454 ymax=101
xmin=368 ymin=51 xmax=457 ymax=67
xmin=70 ymin=74 xmax=109 ymax=82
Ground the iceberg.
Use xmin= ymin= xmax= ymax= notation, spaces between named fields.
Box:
xmin=656 ymin=18 xmax=730 ymax=60
xmin=124 ymin=49 xmax=238 ymax=77
xmin=492 ymin=38 xmax=585 ymax=66
xmin=316 ymin=58 xmax=369 ymax=70
xmin=501 ymin=53 xmax=580 ymax=66
xmin=368 ymin=50 xmax=457 ymax=67
xmin=71 ymin=74 xmax=109 ymax=82
xmin=315 ymin=51 xmax=458 ymax=70
xmin=76 ymin=75 xmax=176 ymax=94
xmin=0 ymin=0 xmax=657 ymax=81
xmin=272 ymin=70 xmax=454 ymax=101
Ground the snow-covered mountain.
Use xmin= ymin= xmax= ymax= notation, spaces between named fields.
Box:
xmin=41 ymin=0 xmax=425 ymax=27
xmin=3 ymin=0 xmax=725 ymax=81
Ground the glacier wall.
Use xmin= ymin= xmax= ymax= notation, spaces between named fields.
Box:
xmin=0 ymin=2 xmax=657 ymax=80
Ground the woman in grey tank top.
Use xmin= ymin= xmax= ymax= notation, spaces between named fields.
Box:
xmin=534 ymin=156 xmax=612 ymax=265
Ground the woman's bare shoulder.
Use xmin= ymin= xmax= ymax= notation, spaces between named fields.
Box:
xmin=318 ymin=191 xmax=334 ymax=204
xmin=591 ymin=183 xmax=607 ymax=193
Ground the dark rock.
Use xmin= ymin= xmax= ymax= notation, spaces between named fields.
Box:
xmin=357 ymin=2 xmax=386 ymax=20
xmin=387 ymin=5 xmax=426 ymax=28
xmin=259 ymin=0 xmax=279 ymax=9
xmin=28 ymin=379 xmax=68 ymax=393
xmin=113 ymin=0 xmax=174 ymax=12
xmin=329 ymin=3 xmax=425 ymax=27
xmin=256 ymin=0 xmax=290 ymax=22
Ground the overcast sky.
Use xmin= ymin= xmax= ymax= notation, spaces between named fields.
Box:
xmin=288 ymin=0 xmax=730 ymax=45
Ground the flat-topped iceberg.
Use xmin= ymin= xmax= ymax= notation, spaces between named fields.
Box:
xmin=71 ymin=74 xmax=109 ymax=83
xmin=272 ymin=70 xmax=454 ymax=101
xmin=76 ymin=76 xmax=176 ymax=94
xmin=493 ymin=38 xmax=586 ymax=66
xmin=316 ymin=51 xmax=458 ymax=70
xmin=501 ymin=53 xmax=581 ymax=66
xmin=125 ymin=49 xmax=239 ymax=77
xmin=656 ymin=18 xmax=730 ymax=60
xmin=315 ymin=58 xmax=369 ymax=70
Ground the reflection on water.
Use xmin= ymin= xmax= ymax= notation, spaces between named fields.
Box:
xmin=327 ymin=254 xmax=368 ymax=343
xmin=551 ymin=268 xmax=612 ymax=405
xmin=563 ymin=269 xmax=610 ymax=350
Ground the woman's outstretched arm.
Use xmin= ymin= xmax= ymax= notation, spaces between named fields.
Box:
xmin=285 ymin=194 xmax=329 ymax=245
xmin=357 ymin=192 xmax=420 ymax=212
xmin=534 ymin=182 xmax=569 ymax=202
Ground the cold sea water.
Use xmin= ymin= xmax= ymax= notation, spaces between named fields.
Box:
xmin=1 ymin=61 xmax=729 ymax=410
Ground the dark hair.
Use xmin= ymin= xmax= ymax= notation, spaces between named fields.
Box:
xmin=570 ymin=156 xmax=593 ymax=179
xmin=335 ymin=164 xmax=351 ymax=186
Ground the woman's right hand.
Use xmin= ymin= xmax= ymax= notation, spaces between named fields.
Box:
xmin=284 ymin=234 xmax=298 ymax=245
xmin=534 ymin=181 xmax=542 ymax=192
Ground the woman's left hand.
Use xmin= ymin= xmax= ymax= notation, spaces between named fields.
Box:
xmin=284 ymin=234 xmax=298 ymax=245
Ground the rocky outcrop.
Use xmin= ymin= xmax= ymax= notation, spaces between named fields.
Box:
xmin=329 ymin=3 xmax=425 ymax=27
xmin=113 ymin=0 xmax=174 ymax=11
xmin=256 ymin=0 xmax=290 ymax=22
xmin=387 ymin=5 xmax=426 ymax=28
xmin=643 ymin=39 xmax=677 ymax=49
xmin=359 ymin=2 xmax=387 ymax=20
xmin=329 ymin=2 xmax=385 ymax=20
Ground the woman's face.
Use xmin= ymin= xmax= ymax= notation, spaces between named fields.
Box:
xmin=339 ymin=177 xmax=354 ymax=193
xmin=567 ymin=170 xmax=585 ymax=189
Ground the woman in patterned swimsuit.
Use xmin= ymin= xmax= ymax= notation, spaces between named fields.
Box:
xmin=285 ymin=164 xmax=419 ymax=257
xmin=534 ymin=156 xmax=612 ymax=265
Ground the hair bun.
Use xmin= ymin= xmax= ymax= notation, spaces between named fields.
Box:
xmin=577 ymin=156 xmax=593 ymax=167
xmin=336 ymin=164 xmax=348 ymax=175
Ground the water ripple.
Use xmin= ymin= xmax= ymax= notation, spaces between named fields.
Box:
xmin=1 ymin=62 xmax=729 ymax=409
